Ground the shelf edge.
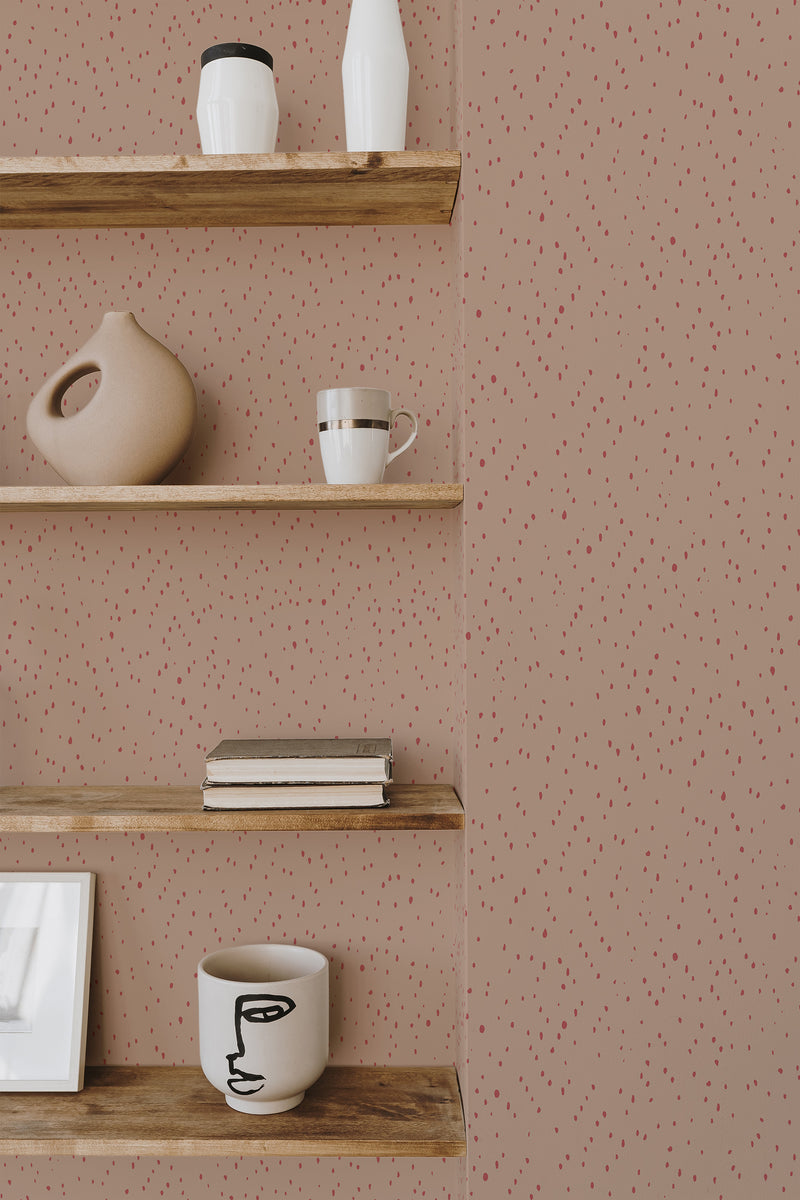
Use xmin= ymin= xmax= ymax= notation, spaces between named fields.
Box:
xmin=0 ymin=783 xmax=464 ymax=832
xmin=0 ymin=1064 xmax=467 ymax=1158
xmin=0 ymin=483 xmax=464 ymax=512
xmin=0 ymin=150 xmax=462 ymax=229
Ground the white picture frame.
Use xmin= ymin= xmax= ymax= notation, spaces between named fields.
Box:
xmin=0 ymin=871 xmax=95 ymax=1091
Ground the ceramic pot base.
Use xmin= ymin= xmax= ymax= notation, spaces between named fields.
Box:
xmin=225 ymin=1089 xmax=305 ymax=1115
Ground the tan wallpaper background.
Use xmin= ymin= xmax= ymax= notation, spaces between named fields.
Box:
xmin=463 ymin=2 xmax=799 ymax=1196
xmin=2 ymin=0 xmax=799 ymax=1197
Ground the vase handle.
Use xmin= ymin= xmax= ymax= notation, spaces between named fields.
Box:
xmin=30 ymin=358 xmax=101 ymax=422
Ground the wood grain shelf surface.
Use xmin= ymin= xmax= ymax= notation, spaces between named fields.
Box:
xmin=0 ymin=151 xmax=461 ymax=228
xmin=0 ymin=1064 xmax=466 ymax=1158
xmin=0 ymin=783 xmax=464 ymax=832
xmin=0 ymin=483 xmax=463 ymax=512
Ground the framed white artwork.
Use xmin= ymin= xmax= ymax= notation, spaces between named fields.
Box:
xmin=0 ymin=872 xmax=95 ymax=1091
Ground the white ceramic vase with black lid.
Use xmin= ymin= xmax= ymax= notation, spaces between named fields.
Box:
xmin=197 ymin=43 xmax=279 ymax=154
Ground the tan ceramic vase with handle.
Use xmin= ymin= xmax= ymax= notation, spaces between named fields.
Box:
xmin=26 ymin=311 xmax=197 ymax=485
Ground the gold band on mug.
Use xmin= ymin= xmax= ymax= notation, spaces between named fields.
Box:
xmin=318 ymin=418 xmax=390 ymax=431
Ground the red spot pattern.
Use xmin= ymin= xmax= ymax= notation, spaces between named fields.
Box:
xmin=463 ymin=3 xmax=799 ymax=1197
xmin=2 ymin=0 xmax=799 ymax=1197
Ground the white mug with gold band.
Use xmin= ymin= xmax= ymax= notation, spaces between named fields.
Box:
xmin=316 ymin=387 xmax=418 ymax=484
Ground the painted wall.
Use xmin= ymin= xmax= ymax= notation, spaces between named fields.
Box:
xmin=462 ymin=1 xmax=800 ymax=1196
xmin=2 ymin=2 xmax=799 ymax=1199
xmin=2 ymin=1 xmax=464 ymax=1197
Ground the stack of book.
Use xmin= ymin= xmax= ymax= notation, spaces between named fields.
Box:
xmin=201 ymin=736 xmax=393 ymax=810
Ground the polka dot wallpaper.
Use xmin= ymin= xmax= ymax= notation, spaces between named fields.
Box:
xmin=2 ymin=1 xmax=798 ymax=1199
xmin=3 ymin=0 xmax=463 ymax=1195
xmin=463 ymin=2 xmax=799 ymax=1197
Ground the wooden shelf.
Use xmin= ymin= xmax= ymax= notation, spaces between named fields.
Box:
xmin=0 ymin=1064 xmax=466 ymax=1157
xmin=0 ymin=483 xmax=463 ymax=512
xmin=0 ymin=783 xmax=464 ymax=832
xmin=0 ymin=151 xmax=461 ymax=228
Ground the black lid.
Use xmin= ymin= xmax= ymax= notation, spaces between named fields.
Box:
xmin=200 ymin=43 xmax=273 ymax=71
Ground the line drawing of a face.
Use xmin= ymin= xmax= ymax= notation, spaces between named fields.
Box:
xmin=225 ymin=992 xmax=296 ymax=1096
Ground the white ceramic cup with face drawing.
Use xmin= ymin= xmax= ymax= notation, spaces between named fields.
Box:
xmin=197 ymin=943 xmax=329 ymax=1114
xmin=317 ymin=387 xmax=418 ymax=484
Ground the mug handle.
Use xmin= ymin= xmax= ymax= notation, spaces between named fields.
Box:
xmin=386 ymin=409 xmax=418 ymax=465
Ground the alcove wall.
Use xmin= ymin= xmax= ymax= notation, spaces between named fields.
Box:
xmin=2 ymin=0 xmax=465 ymax=1196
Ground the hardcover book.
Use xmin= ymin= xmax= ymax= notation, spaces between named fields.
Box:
xmin=202 ymin=781 xmax=388 ymax=810
xmin=204 ymin=736 xmax=393 ymax=784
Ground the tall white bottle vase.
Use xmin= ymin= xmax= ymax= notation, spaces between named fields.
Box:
xmin=342 ymin=0 xmax=409 ymax=151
